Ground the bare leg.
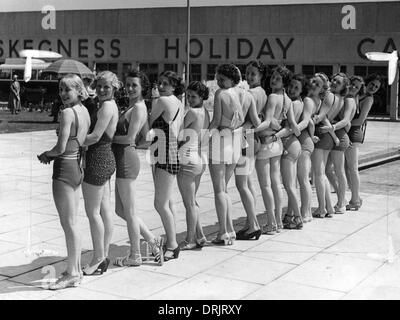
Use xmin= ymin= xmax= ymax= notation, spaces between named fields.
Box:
xmin=209 ymin=163 xmax=228 ymax=236
xmin=53 ymin=180 xmax=81 ymax=276
xmin=345 ymin=144 xmax=361 ymax=204
xmin=297 ymin=151 xmax=312 ymax=220
xmin=82 ymin=182 xmax=106 ymax=264
xmin=153 ymin=168 xmax=178 ymax=250
xmin=177 ymin=172 xmax=197 ymax=244
xmin=270 ymin=156 xmax=283 ymax=227
xmin=330 ymin=150 xmax=347 ymax=209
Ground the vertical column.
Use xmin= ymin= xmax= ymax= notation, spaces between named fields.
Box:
xmin=390 ymin=67 xmax=399 ymax=121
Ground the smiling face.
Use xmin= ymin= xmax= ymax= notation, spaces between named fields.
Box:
xmin=330 ymin=75 xmax=346 ymax=94
xmin=186 ymin=89 xmax=202 ymax=108
xmin=366 ymin=79 xmax=381 ymax=95
xmin=348 ymin=79 xmax=363 ymax=97
xmin=245 ymin=66 xmax=262 ymax=88
xmin=270 ymin=71 xmax=284 ymax=91
xmin=288 ymin=79 xmax=303 ymax=100
xmin=96 ymin=78 xmax=114 ymax=102
xmin=59 ymin=81 xmax=80 ymax=107
xmin=308 ymin=76 xmax=324 ymax=97
xmin=125 ymin=77 xmax=142 ymax=101
xmin=157 ymin=76 xmax=174 ymax=96
xmin=216 ymin=73 xmax=234 ymax=89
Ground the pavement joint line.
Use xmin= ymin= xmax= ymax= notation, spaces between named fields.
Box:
xmin=203 ymin=269 xmax=275 ymax=288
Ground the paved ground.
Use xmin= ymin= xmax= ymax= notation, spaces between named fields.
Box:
xmin=0 ymin=120 xmax=399 ymax=300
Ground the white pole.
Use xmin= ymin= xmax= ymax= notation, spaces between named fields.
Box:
xmin=186 ymin=0 xmax=190 ymax=88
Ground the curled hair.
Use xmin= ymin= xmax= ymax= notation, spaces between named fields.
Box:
xmin=365 ymin=73 xmax=383 ymax=86
xmin=126 ymin=70 xmax=150 ymax=98
xmin=216 ymin=64 xmax=241 ymax=85
xmin=291 ymin=74 xmax=308 ymax=99
xmin=331 ymin=72 xmax=350 ymax=96
xmin=271 ymin=65 xmax=293 ymax=89
xmin=246 ymin=60 xmax=268 ymax=85
xmin=159 ymin=70 xmax=185 ymax=97
xmin=186 ymin=81 xmax=209 ymax=100
xmin=95 ymin=71 xmax=121 ymax=92
xmin=349 ymin=75 xmax=366 ymax=96
xmin=59 ymin=74 xmax=89 ymax=101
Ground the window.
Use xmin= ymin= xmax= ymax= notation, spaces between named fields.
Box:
xmin=190 ymin=64 xmax=202 ymax=81
xmin=354 ymin=66 xmax=367 ymax=77
xmin=302 ymin=65 xmax=333 ymax=78
xmin=207 ymin=64 xmax=218 ymax=80
xmin=139 ymin=63 xmax=159 ymax=84
xmin=164 ymin=64 xmax=178 ymax=73
xmin=96 ymin=63 xmax=118 ymax=75
xmin=0 ymin=69 xmax=11 ymax=79
xmin=339 ymin=65 xmax=347 ymax=74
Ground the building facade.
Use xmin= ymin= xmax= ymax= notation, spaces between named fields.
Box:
xmin=0 ymin=1 xmax=398 ymax=116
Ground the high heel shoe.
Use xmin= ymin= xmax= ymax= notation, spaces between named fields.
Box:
xmin=148 ymin=237 xmax=164 ymax=262
xmin=236 ymin=229 xmax=261 ymax=240
xmin=211 ymin=233 xmax=233 ymax=245
xmin=180 ymin=240 xmax=197 ymax=250
xmin=346 ymin=198 xmax=363 ymax=211
xmin=229 ymin=232 xmax=236 ymax=244
xmin=114 ymin=253 xmax=142 ymax=267
xmin=82 ymin=258 xmax=108 ymax=275
xmin=236 ymin=226 xmax=250 ymax=236
xmin=284 ymin=216 xmax=303 ymax=230
xmin=261 ymin=224 xmax=277 ymax=235
xmin=48 ymin=273 xmax=82 ymax=290
xmin=196 ymin=236 xmax=211 ymax=248
xmin=163 ymin=246 xmax=180 ymax=261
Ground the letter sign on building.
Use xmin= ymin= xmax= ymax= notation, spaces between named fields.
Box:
xmin=341 ymin=5 xmax=356 ymax=30
xmin=42 ymin=5 xmax=56 ymax=30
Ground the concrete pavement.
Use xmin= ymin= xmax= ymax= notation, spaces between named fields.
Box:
xmin=0 ymin=120 xmax=399 ymax=300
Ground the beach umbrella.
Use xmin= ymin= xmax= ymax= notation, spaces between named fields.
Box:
xmin=44 ymin=59 xmax=95 ymax=79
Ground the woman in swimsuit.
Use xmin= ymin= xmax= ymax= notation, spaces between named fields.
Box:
xmin=112 ymin=70 xmax=163 ymax=266
xmin=38 ymin=74 xmax=90 ymax=290
xmin=279 ymin=74 xmax=306 ymax=229
xmin=345 ymin=74 xmax=382 ymax=210
xmin=295 ymin=74 xmax=327 ymax=223
xmin=149 ymin=70 xmax=185 ymax=260
xmin=177 ymin=81 xmax=211 ymax=250
xmin=235 ymin=61 xmax=265 ymax=240
xmin=81 ymin=71 xmax=119 ymax=275
xmin=254 ymin=65 xmax=292 ymax=234
xmin=312 ymin=72 xmax=349 ymax=218
xmin=209 ymin=64 xmax=257 ymax=245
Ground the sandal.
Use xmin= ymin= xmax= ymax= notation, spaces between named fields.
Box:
xmin=346 ymin=199 xmax=363 ymax=211
xmin=282 ymin=215 xmax=294 ymax=228
xmin=180 ymin=241 xmax=197 ymax=250
xmin=196 ymin=237 xmax=211 ymax=248
xmin=114 ymin=253 xmax=142 ymax=267
xmin=334 ymin=204 xmax=346 ymax=214
xmin=148 ymin=237 xmax=164 ymax=262
xmin=312 ymin=208 xmax=332 ymax=218
xmin=261 ymin=224 xmax=277 ymax=235
xmin=284 ymin=216 xmax=303 ymax=230
xmin=163 ymin=246 xmax=180 ymax=261
xmin=48 ymin=273 xmax=82 ymax=290
xmin=211 ymin=233 xmax=234 ymax=246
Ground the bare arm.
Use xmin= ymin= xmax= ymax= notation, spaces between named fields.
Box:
xmin=352 ymin=96 xmax=373 ymax=126
xmin=333 ymin=98 xmax=356 ymax=131
xmin=297 ymin=97 xmax=313 ymax=132
xmin=313 ymin=92 xmax=334 ymax=124
xmin=254 ymin=94 xmax=278 ymax=133
xmin=84 ymin=101 xmax=114 ymax=146
xmin=247 ymin=94 xmax=261 ymax=128
xmin=44 ymin=109 xmax=73 ymax=158
xmin=113 ymin=103 xmax=146 ymax=145
xmin=149 ymin=98 xmax=164 ymax=128
xmin=208 ymin=89 xmax=222 ymax=130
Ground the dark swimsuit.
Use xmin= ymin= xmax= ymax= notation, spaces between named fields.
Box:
xmin=52 ymin=107 xmax=85 ymax=189
xmin=348 ymin=95 xmax=370 ymax=144
xmin=315 ymin=95 xmax=337 ymax=151
xmin=83 ymin=103 xmax=116 ymax=186
xmin=331 ymin=108 xmax=350 ymax=151
xmin=151 ymin=108 xmax=181 ymax=175
xmin=111 ymin=104 xmax=143 ymax=180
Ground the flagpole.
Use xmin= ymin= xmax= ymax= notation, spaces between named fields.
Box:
xmin=186 ymin=0 xmax=190 ymax=89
